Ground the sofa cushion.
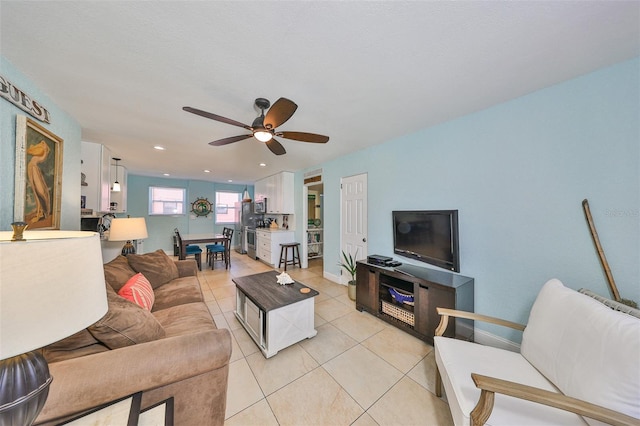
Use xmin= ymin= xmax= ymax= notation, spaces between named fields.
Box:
xmin=40 ymin=329 xmax=109 ymax=363
xmin=153 ymin=302 xmax=217 ymax=337
xmin=434 ymin=336 xmax=585 ymax=426
xmin=118 ymin=272 xmax=155 ymax=311
xmin=521 ymin=279 xmax=640 ymax=424
xmin=152 ymin=276 xmax=204 ymax=312
xmin=103 ymin=255 xmax=137 ymax=292
xmin=127 ymin=249 xmax=179 ymax=289
xmin=88 ymin=284 xmax=165 ymax=349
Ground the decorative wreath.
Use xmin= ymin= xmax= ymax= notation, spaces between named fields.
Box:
xmin=191 ymin=197 xmax=213 ymax=217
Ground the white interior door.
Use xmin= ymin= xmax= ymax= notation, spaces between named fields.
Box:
xmin=341 ymin=173 xmax=368 ymax=283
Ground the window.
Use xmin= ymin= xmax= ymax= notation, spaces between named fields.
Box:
xmin=215 ymin=191 xmax=241 ymax=224
xmin=149 ymin=187 xmax=186 ymax=215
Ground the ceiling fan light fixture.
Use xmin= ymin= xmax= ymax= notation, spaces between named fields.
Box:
xmin=183 ymin=97 xmax=327 ymax=156
xmin=254 ymin=130 xmax=273 ymax=142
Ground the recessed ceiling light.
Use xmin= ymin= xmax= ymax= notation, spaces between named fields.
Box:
xmin=259 ymin=163 xmax=266 ymax=167
xmin=228 ymin=179 xmax=233 ymax=182
xmin=154 ymin=146 xmax=166 ymax=150
xmin=163 ymin=173 xmax=170 ymax=176
xmin=203 ymin=170 xmax=210 ymax=173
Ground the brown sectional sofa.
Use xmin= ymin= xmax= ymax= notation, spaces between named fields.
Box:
xmin=35 ymin=250 xmax=232 ymax=425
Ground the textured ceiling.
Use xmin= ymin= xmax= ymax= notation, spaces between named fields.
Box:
xmin=1 ymin=1 xmax=638 ymax=183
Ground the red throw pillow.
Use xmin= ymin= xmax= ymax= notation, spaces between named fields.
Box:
xmin=118 ymin=273 xmax=155 ymax=311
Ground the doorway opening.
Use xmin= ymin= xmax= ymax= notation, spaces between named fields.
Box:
xmin=307 ymin=183 xmax=323 ymax=271
xmin=302 ymin=171 xmax=323 ymax=270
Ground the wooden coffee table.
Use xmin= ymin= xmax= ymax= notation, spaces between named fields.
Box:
xmin=233 ymin=271 xmax=319 ymax=358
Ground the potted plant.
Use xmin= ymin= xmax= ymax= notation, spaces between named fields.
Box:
xmin=339 ymin=250 xmax=358 ymax=301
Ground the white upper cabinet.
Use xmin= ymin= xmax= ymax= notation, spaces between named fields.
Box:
xmin=255 ymin=178 xmax=267 ymax=202
xmin=81 ymin=142 xmax=127 ymax=213
xmin=255 ymin=171 xmax=294 ymax=214
xmin=81 ymin=141 xmax=111 ymax=213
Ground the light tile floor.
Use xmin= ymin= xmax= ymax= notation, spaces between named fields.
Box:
xmin=195 ymin=252 xmax=454 ymax=425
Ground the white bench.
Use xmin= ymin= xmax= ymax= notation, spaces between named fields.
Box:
xmin=434 ymin=279 xmax=640 ymax=425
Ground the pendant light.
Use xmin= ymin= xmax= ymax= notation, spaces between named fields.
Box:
xmin=242 ymin=186 xmax=252 ymax=202
xmin=112 ymin=158 xmax=121 ymax=192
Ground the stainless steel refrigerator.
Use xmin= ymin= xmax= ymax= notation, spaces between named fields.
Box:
xmin=234 ymin=202 xmax=263 ymax=254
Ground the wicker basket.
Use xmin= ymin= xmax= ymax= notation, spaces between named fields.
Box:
xmin=381 ymin=300 xmax=415 ymax=326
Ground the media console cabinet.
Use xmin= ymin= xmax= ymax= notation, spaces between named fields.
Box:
xmin=355 ymin=261 xmax=474 ymax=344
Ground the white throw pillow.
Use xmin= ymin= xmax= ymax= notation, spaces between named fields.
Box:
xmin=521 ymin=279 xmax=640 ymax=425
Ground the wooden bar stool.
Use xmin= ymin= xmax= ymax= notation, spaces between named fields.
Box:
xmin=278 ymin=242 xmax=302 ymax=271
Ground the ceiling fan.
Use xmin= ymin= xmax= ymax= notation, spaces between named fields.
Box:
xmin=183 ymin=98 xmax=329 ymax=156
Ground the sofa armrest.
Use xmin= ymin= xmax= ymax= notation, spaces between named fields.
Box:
xmin=470 ymin=373 xmax=640 ymax=426
xmin=175 ymin=259 xmax=198 ymax=277
xmin=36 ymin=328 xmax=231 ymax=424
xmin=435 ymin=307 xmax=526 ymax=337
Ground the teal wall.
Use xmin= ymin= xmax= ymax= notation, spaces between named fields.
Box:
xmin=126 ymin=174 xmax=252 ymax=252
xmin=295 ymin=58 xmax=640 ymax=341
xmin=1 ymin=56 xmax=82 ymax=230
xmin=2 ymin=52 xmax=637 ymax=343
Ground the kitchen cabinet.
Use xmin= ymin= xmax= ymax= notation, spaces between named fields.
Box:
xmin=254 ymin=171 xmax=294 ymax=214
xmin=81 ymin=142 xmax=111 ymax=213
xmin=256 ymin=229 xmax=295 ymax=267
xmin=81 ymin=142 xmax=127 ymax=213
xmin=254 ymin=179 xmax=267 ymax=202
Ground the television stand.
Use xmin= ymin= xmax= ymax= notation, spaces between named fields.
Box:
xmin=355 ymin=261 xmax=474 ymax=344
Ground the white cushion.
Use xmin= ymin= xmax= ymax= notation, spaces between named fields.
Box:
xmin=522 ymin=279 xmax=640 ymax=425
xmin=435 ymin=336 xmax=586 ymax=426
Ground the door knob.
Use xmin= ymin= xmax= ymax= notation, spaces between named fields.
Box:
xmin=362 ymin=238 xmax=367 ymax=242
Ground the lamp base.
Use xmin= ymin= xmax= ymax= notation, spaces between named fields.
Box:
xmin=121 ymin=240 xmax=136 ymax=256
xmin=0 ymin=351 xmax=52 ymax=426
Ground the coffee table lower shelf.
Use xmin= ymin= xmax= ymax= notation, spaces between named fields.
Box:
xmin=235 ymin=286 xmax=317 ymax=358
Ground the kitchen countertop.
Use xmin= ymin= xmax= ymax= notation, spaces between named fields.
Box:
xmin=255 ymin=228 xmax=293 ymax=233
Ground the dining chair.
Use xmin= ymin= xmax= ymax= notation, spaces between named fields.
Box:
xmin=205 ymin=227 xmax=233 ymax=263
xmin=175 ymin=228 xmax=203 ymax=271
xmin=207 ymin=227 xmax=233 ymax=269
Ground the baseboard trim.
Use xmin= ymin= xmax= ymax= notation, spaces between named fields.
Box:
xmin=474 ymin=328 xmax=521 ymax=353
xmin=323 ymin=271 xmax=345 ymax=285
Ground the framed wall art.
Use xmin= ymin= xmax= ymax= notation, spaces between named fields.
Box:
xmin=191 ymin=197 xmax=212 ymax=217
xmin=14 ymin=115 xmax=63 ymax=230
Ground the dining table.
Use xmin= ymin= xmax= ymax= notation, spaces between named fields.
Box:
xmin=180 ymin=233 xmax=231 ymax=269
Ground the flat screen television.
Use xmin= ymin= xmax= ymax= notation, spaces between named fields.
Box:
xmin=392 ymin=210 xmax=460 ymax=272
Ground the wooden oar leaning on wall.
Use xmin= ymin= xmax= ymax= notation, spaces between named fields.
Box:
xmin=582 ymin=198 xmax=637 ymax=308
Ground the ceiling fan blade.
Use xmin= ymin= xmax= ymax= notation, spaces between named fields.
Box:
xmin=209 ymin=134 xmax=253 ymax=146
xmin=278 ymin=131 xmax=329 ymax=143
xmin=183 ymin=106 xmax=252 ymax=130
xmin=264 ymin=98 xmax=298 ymax=129
xmin=266 ymin=138 xmax=286 ymax=155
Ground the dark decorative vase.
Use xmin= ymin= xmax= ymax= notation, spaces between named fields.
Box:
xmin=0 ymin=351 xmax=52 ymax=426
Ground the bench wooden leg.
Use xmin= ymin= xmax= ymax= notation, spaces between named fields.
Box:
xmin=294 ymin=244 xmax=301 ymax=268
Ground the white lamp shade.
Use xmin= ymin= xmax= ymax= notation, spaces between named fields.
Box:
xmin=108 ymin=217 xmax=148 ymax=241
xmin=0 ymin=231 xmax=108 ymax=359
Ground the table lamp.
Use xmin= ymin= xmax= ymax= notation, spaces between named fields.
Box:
xmin=0 ymin=229 xmax=108 ymax=425
xmin=108 ymin=217 xmax=148 ymax=255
